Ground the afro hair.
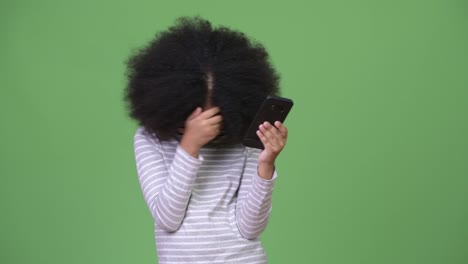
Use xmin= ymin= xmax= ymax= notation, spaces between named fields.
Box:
xmin=124 ymin=16 xmax=280 ymax=145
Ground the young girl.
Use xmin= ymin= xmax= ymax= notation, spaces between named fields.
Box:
xmin=124 ymin=16 xmax=288 ymax=264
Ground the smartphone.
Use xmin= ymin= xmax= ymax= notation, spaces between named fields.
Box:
xmin=243 ymin=95 xmax=294 ymax=149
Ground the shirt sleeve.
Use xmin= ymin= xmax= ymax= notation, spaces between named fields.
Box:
xmin=133 ymin=127 xmax=203 ymax=232
xmin=235 ymin=148 xmax=278 ymax=240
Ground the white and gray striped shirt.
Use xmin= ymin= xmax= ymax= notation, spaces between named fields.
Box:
xmin=133 ymin=126 xmax=277 ymax=263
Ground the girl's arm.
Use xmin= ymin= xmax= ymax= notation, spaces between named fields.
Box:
xmin=236 ymin=149 xmax=277 ymax=240
xmin=133 ymin=128 xmax=202 ymax=232
xmin=133 ymin=107 xmax=222 ymax=232
xmin=236 ymin=121 xmax=288 ymax=239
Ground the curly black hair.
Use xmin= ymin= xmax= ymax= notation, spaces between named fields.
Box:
xmin=124 ymin=16 xmax=280 ymax=145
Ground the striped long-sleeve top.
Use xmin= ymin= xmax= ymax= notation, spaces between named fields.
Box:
xmin=133 ymin=126 xmax=277 ymax=263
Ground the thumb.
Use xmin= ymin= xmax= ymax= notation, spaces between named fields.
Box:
xmin=187 ymin=107 xmax=202 ymax=121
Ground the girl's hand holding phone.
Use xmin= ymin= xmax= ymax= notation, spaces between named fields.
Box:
xmin=256 ymin=121 xmax=288 ymax=179
xmin=180 ymin=107 xmax=223 ymax=157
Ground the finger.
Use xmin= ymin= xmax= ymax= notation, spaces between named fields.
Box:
xmin=259 ymin=125 xmax=276 ymax=148
xmin=198 ymin=107 xmax=221 ymax=119
xmin=274 ymin=121 xmax=288 ymax=138
xmin=206 ymin=114 xmax=223 ymax=125
xmin=261 ymin=122 xmax=281 ymax=144
xmin=256 ymin=130 xmax=269 ymax=146
xmin=187 ymin=107 xmax=202 ymax=120
xmin=263 ymin=125 xmax=285 ymax=151
xmin=212 ymin=124 xmax=222 ymax=136
xmin=211 ymin=123 xmax=222 ymax=132
xmin=259 ymin=126 xmax=284 ymax=153
xmin=263 ymin=121 xmax=279 ymax=134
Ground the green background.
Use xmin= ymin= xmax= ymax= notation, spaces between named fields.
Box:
xmin=1 ymin=0 xmax=467 ymax=263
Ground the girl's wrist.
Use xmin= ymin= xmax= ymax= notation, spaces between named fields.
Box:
xmin=257 ymin=161 xmax=275 ymax=180
xmin=180 ymin=136 xmax=201 ymax=158
xmin=258 ymin=153 xmax=278 ymax=166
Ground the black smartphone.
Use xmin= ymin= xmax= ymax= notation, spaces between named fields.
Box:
xmin=243 ymin=95 xmax=294 ymax=149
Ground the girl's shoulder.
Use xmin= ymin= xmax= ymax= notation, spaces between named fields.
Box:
xmin=134 ymin=126 xmax=156 ymax=142
xmin=134 ymin=126 xmax=178 ymax=149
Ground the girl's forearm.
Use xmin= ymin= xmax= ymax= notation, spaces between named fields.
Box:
xmin=257 ymin=161 xmax=275 ymax=180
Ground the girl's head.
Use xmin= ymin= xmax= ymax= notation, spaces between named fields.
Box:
xmin=124 ymin=16 xmax=280 ymax=145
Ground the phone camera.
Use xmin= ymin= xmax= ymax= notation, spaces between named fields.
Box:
xmin=271 ymin=104 xmax=284 ymax=112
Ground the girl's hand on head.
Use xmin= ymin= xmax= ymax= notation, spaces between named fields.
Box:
xmin=180 ymin=107 xmax=223 ymax=156
xmin=257 ymin=121 xmax=288 ymax=165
